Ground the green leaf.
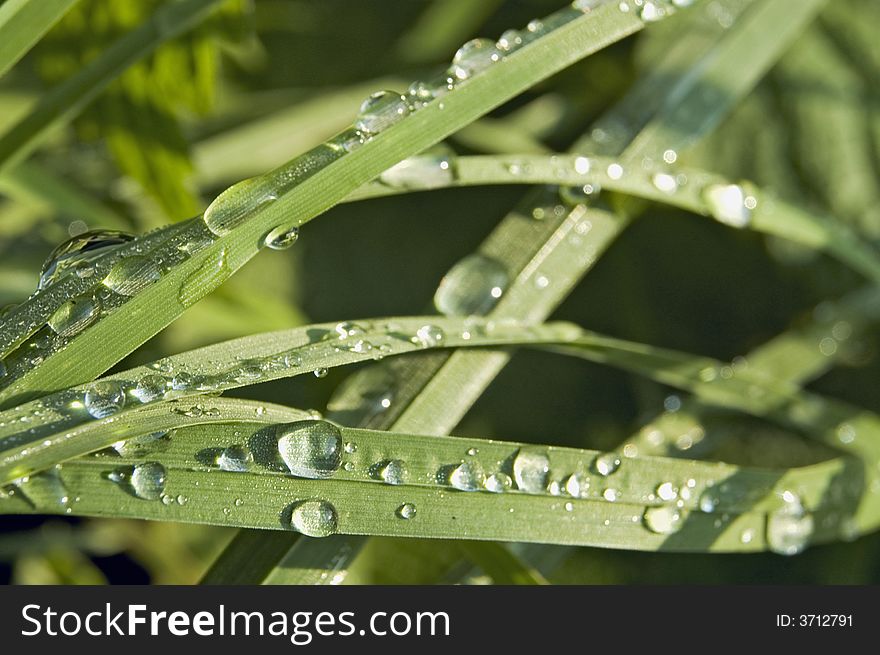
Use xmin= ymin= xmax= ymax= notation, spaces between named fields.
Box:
xmin=0 ymin=0 xmax=79 ymax=79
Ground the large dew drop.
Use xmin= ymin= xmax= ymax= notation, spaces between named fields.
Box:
xmin=277 ymin=420 xmax=343 ymax=479
xmin=434 ymin=253 xmax=509 ymax=316
xmin=217 ymin=445 xmax=253 ymax=472
xmin=84 ymin=380 xmax=125 ymax=418
xmin=288 ymin=499 xmax=339 ymax=537
xmin=102 ymin=256 xmax=162 ymax=296
xmin=354 ymin=91 xmax=410 ymax=136
xmin=131 ymin=374 xmax=168 ymax=403
xmin=263 ymin=225 xmax=299 ymax=250
xmin=449 ymin=38 xmax=500 ymax=81
xmin=446 ymin=460 xmax=484 ymax=491
xmin=109 ymin=462 xmax=167 ymax=500
xmin=202 ymin=177 xmax=276 ymax=237
xmin=39 ymin=230 xmax=134 ymax=289
xmin=512 ymin=450 xmax=550 ymax=493
xmin=47 ymin=294 xmax=101 ymax=337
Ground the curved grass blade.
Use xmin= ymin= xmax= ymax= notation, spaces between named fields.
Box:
xmin=0 ymin=0 xmax=667 ymax=405
xmin=0 ymin=0 xmax=79 ymax=79
xmin=0 ymin=317 xmax=581 ymax=483
xmin=0 ymin=0 xmax=225 ymax=172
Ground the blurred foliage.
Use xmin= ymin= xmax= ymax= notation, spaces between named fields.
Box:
xmin=1 ymin=0 xmax=879 ymax=583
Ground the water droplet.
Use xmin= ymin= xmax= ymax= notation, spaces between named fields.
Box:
xmin=277 ymin=420 xmax=343 ymax=479
xmin=102 ymin=256 xmax=162 ymax=296
xmin=112 ymin=431 xmax=169 ymax=457
xmin=496 ymin=29 xmax=523 ymax=52
xmin=288 ymin=499 xmax=338 ymax=537
xmin=264 ymin=225 xmax=300 ymax=250
xmin=374 ymin=459 xmax=407 ymax=485
xmin=656 ymin=482 xmax=677 ymax=501
xmin=39 ymin=230 xmax=134 ymax=289
xmin=217 ymin=445 xmax=253 ymax=472
xmin=313 ymin=368 xmax=329 ymax=378
xmin=574 ymin=156 xmax=591 ymax=175
xmin=652 ymin=172 xmax=678 ymax=194
xmin=766 ymin=494 xmax=813 ymax=555
xmin=698 ymin=490 xmax=718 ymax=513
xmin=47 ymin=294 xmax=100 ymax=337
xmin=110 ymin=462 xmax=166 ymax=500
xmin=606 ymin=163 xmax=624 ymax=180
xmin=131 ymin=374 xmax=168 ymax=403
xmin=450 ymin=38 xmax=500 ymax=81
xmin=639 ymin=1 xmax=666 ymax=21
xmin=484 ymin=472 xmax=512 ymax=493
xmin=380 ymin=156 xmax=453 ymax=189
xmin=563 ymin=473 xmax=586 ymax=497
xmin=434 ymin=253 xmax=509 ymax=316
xmin=396 ymin=502 xmax=417 ymax=519
xmin=593 ymin=452 xmax=620 ymax=476
xmin=703 ymin=184 xmax=752 ymax=228
xmin=178 ymin=248 xmax=229 ymax=308
xmin=513 ymin=450 xmax=550 ymax=493
xmin=643 ymin=506 xmax=682 ymax=534
xmin=355 ymin=91 xmax=410 ymax=136
xmin=446 ymin=460 xmax=484 ymax=491
xmin=572 ymin=0 xmax=602 ymax=11
xmin=84 ymin=380 xmax=125 ymax=418
xmin=412 ymin=324 xmax=445 ymax=348
xmin=603 ymin=488 xmax=619 ymax=502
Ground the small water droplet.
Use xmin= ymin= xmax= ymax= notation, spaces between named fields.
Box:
xmin=217 ymin=445 xmax=253 ymax=472
xmin=380 ymin=156 xmax=453 ymax=189
xmin=603 ymin=488 xmax=619 ymax=502
xmin=606 ymin=163 xmax=624 ymax=180
xmin=652 ymin=172 xmax=678 ymax=194
xmin=513 ymin=450 xmax=550 ymax=493
xmin=131 ymin=374 xmax=168 ymax=403
xmin=277 ymin=420 xmax=343 ymax=479
xmin=449 ymin=38 xmax=500 ymax=81
xmin=288 ymin=499 xmax=339 ymax=537
xmin=496 ymin=29 xmax=523 ymax=52
xmin=434 ymin=253 xmax=509 ymax=316
xmin=355 ymin=91 xmax=410 ymax=136
xmin=110 ymin=462 xmax=166 ymax=500
xmin=264 ymin=225 xmax=300 ymax=250
xmin=643 ymin=506 xmax=683 ymax=534
xmin=593 ymin=452 xmax=621 ymax=476
xmin=412 ymin=324 xmax=445 ymax=348
xmin=313 ymin=368 xmax=329 ymax=378
xmin=445 ymin=460 xmax=484 ymax=491
xmin=656 ymin=482 xmax=678 ymax=501
xmin=84 ymin=380 xmax=125 ymax=418
xmin=766 ymin=493 xmax=813 ymax=555
xmin=374 ymin=459 xmax=408 ymax=485
xmin=396 ymin=502 xmax=417 ymax=520
xmin=484 ymin=472 xmax=512 ymax=493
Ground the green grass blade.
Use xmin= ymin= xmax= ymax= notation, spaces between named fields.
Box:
xmin=0 ymin=0 xmax=79 ymax=79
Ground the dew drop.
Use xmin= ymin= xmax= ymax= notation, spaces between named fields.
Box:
xmin=593 ymin=452 xmax=621 ymax=476
xmin=703 ymin=183 xmax=752 ymax=228
xmin=355 ymin=91 xmax=410 ymax=136
xmin=446 ymin=460 xmax=484 ymax=491
xmin=450 ymin=38 xmax=500 ymax=81
xmin=112 ymin=431 xmax=169 ymax=457
xmin=277 ymin=420 xmax=343 ymax=479
xmin=512 ymin=450 xmax=550 ymax=493
xmin=39 ymin=230 xmax=134 ymax=289
xmin=656 ymin=482 xmax=677 ymax=501
xmin=380 ymin=156 xmax=453 ymax=189
xmin=217 ymin=445 xmax=253 ymax=472
xmin=412 ymin=324 xmax=445 ymax=348
xmin=396 ymin=503 xmax=417 ymax=520
xmin=434 ymin=253 xmax=509 ymax=316
xmin=131 ymin=374 xmax=168 ymax=403
xmin=643 ymin=506 xmax=683 ymax=534
xmin=496 ymin=29 xmax=523 ymax=52
xmin=110 ymin=462 xmax=166 ymax=500
xmin=375 ymin=459 xmax=408 ymax=485
xmin=288 ymin=499 xmax=339 ymax=537
xmin=766 ymin=493 xmax=814 ymax=555
xmin=84 ymin=380 xmax=125 ymax=419
xmin=652 ymin=172 xmax=678 ymax=194
xmin=313 ymin=368 xmax=329 ymax=378
xmin=47 ymin=294 xmax=100 ymax=337
xmin=102 ymin=256 xmax=162 ymax=296
xmin=484 ymin=472 xmax=512 ymax=493
xmin=264 ymin=225 xmax=300 ymax=250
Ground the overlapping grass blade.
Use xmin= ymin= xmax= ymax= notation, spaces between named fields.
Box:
xmin=0 ymin=0 xmax=79 ymax=79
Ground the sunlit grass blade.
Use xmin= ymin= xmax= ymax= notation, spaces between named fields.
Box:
xmin=0 ymin=0 xmax=79 ymax=79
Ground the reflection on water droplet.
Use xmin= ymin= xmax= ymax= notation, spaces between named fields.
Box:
xmin=397 ymin=503 xmax=417 ymax=520
xmin=652 ymin=172 xmax=678 ymax=194
xmin=703 ymin=183 xmax=752 ymax=228
xmin=102 ymin=256 xmax=162 ymax=296
xmin=39 ymin=230 xmax=134 ymax=289
xmin=434 ymin=254 xmax=509 ymax=316
xmin=264 ymin=225 xmax=300 ymax=250
xmin=355 ymin=91 xmax=410 ymax=136
xmin=288 ymin=499 xmax=338 ymax=537
xmin=412 ymin=324 xmax=445 ymax=348
xmin=450 ymin=38 xmax=500 ymax=81
xmin=217 ymin=445 xmax=253 ymax=472
xmin=380 ymin=156 xmax=453 ymax=189
xmin=84 ymin=380 xmax=125 ymax=418
xmin=593 ymin=452 xmax=620 ymax=476
xmin=643 ymin=506 xmax=682 ymax=534
xmin=277 ymin=420 xmax=343 ymax=479
xmin=484 ymin=472 xmax=512 ymax=493
xmin=513 ymin=450 xmax=550 ymax=493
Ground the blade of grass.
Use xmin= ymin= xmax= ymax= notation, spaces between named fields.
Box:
xmin=0 ymin=0 xmax=80 ymax=79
